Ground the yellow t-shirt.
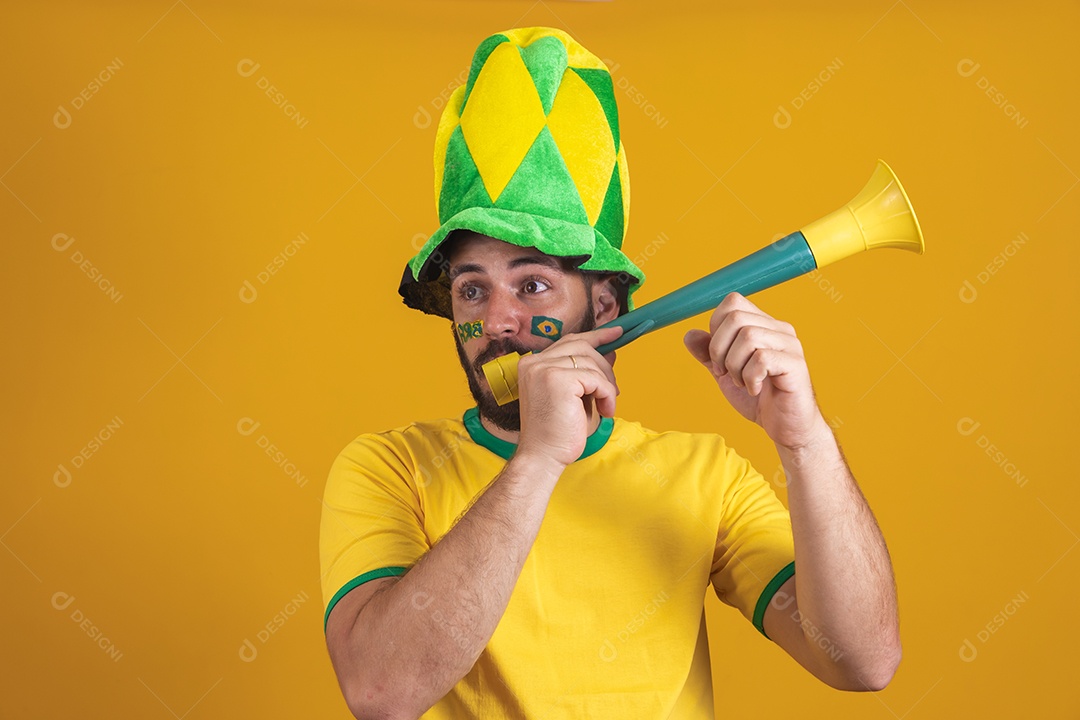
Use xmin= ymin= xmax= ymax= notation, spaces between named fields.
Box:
xmin=319 ymin=408 xmax=796 ymax=718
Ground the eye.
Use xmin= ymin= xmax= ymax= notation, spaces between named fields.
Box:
xmin=456 ymin=284 xmax=484 ymax=302
xmin=523 ymin=277 xmax=550 ymax=294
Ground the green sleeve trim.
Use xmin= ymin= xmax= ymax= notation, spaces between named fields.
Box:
xmin=752 ymin=561 xmax=796 ymax=640
xmin=463 ymin=406 xmax=614 ymax=461
xmin=323 ymin=566 xmax=408 ymax=633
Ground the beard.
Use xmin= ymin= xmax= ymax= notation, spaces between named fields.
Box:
xmin=454 ymin=300 xmax=596 ymax=432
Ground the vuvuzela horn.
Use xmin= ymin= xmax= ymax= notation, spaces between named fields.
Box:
xmin=482 ymin=159 xmax=925 ymax=405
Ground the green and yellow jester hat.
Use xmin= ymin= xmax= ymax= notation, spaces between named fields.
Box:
xmin=398 ymin=26 xmax=645 ymax=319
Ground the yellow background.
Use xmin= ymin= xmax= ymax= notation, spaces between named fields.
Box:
xmin=3 ymin=0 xmax=1077 ymax=717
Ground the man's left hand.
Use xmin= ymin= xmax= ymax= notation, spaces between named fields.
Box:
xmin=683 ymin=292 xmax=827 ymax=451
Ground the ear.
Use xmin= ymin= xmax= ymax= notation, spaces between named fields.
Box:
xmin=591 ymin=275 xmax=620 ymax=326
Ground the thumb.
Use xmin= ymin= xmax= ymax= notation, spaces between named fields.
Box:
xmin=683 ymin=329 xmax=713 ymax=368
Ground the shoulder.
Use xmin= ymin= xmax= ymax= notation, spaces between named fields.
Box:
xmin=327 ymin=416 xmax=471 ymax=492
xmin=323 ymin=416 xmax=471 ymax=503
xmin=611 ymin=416 xmax=769 ymax=479
xmin=336 ymin=416 xmax=468 ymax=460
xmin=610 ymin=416 xmax=735 ymax=457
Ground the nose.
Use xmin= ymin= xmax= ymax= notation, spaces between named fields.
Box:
xmin=483 ymin=285 xmax=526 ymax=338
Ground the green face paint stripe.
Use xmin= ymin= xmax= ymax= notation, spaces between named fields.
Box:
xmin=455 ymin=320 xmax=484 ymax=342
xmin=530 ymin=316 xmax=563 ymax=339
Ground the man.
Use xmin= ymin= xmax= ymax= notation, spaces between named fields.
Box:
xmin=320 ymin=27 xmax=900 ymax=719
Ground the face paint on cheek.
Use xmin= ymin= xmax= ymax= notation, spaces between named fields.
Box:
xmin=454 ymin=320 xmax=484 ymax=343
xmin=530 ymin=316 xmax=564 ymax=340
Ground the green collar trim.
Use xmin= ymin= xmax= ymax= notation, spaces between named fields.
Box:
xmin=462 ymin=407 xmax=613 ymax=462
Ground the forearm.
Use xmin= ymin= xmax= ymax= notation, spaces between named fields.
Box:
xmin=777 ymin=419 xmax=900 ymax=686
xmin=349 ymin=450 xmax=563 ymax=716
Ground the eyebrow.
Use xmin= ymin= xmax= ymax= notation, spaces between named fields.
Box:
xmin=447 ymin=254 xmax=565 ymax=281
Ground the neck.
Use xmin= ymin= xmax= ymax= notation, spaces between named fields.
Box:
xmin=479 ymin=400 xmax=602 ymax=445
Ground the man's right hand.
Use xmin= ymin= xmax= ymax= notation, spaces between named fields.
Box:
xmin=514 ymin=325 xmax=624 ymax=469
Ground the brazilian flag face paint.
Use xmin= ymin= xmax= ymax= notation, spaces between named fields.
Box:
xmin=531 ymin=316 xmax=563 ymax=340
xmin=455 ymin=320 xmax=483 ymax=343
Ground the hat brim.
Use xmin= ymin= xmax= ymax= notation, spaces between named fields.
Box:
xmin=398 ymin=206 xmax=645 ymax=320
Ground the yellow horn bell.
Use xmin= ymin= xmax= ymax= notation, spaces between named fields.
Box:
xmin=800 ymin=159 xmax=925 ymax=268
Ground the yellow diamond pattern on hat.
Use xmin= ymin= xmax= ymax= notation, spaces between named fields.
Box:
xmin=546 ymin=69 xmax=617 ymax=226
xmin=433 ymin=85 xmax=466 ymax=215
xmin=459 ymin=42 xmax=548 ymax=203
xmin=617 ymin=142 xmax=630 ymax=238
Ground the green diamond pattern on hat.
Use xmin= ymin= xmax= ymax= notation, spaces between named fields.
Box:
xmin=593 ymin=161 xmax=625 ymax=257
xmin=438 ymin=125 xmax=493 ymax=223
xmin=495 ymin=126 xmax=589 ymax=226
xmin=569 ymin=67 xmax=621 ymax=159
xmin=518 ymin=35 xmax=568 ymax=114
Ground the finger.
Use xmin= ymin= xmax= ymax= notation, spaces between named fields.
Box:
xmin=710 ymin=310 xmax=799 ymax=379
xmin=682 ymin=329 xmax=715 ymax=370
xmin=559 ymin=324 xmax=624 ymax=349
xmin=587 ymin=370 xmax=619 ymax=417
xmin=577 ymin=356 xmax=621 ymax=398
xmin=547 ymin=326 xmax=623 ymax=385
xmin=553 ymin=366 xmax=619 ymax=416
xmin=597 ymin=391 xmax=616 ymax=417
xmin=741 ymin=348 xmax=805 ymax=396
xmin=581 ymin=394 xmax=595 ymax=420
xmin=544 ymin=338 xmax=620 ymax=391
xmin=720 ymin=326 xmax=803 ymax=387
xmin=707 ymin=292 xmax=788 ymax=335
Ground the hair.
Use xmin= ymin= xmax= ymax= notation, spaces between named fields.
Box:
xmin=581 ymin=270 xmax=629 ymax=317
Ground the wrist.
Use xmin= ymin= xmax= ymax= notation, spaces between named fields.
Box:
xmin=775 ymin=416 xmax=838 ymax=472
xmin=506 ymin=447 xmax=567 ymax=489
